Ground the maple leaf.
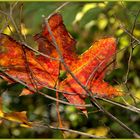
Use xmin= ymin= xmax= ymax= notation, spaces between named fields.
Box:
xmin=59 ymin=38 xmax=122 ymax=113
xmin=36 ymin=13 xmax=122 ymax=113
xmin=0 ymin=13 xmax=123 ymax=116
xmin=0 ymin=33 xmax=59 ymax=92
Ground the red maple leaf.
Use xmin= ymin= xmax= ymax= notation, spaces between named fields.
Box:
xmin=0 ymin=13 xmax=122 ymax=115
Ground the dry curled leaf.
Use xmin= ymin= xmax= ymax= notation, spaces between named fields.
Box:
xmin=0 ymin=13 xmax=123 ymax=116
xmin=0 ymin=97 xmax=32 ymax=127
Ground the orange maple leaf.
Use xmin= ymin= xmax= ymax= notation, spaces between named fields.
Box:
xmin=0 ymin=13 xmax=122 ymax=115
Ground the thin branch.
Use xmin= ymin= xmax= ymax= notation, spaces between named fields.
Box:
xmin=19 ymin=3 xmax=27 ymax=41
xmin=119 ymin=9 xmax=140 ymax=105
xmin=33 ymin=123 xmax=106 ymax=138
xmin=22 ymin=42 xmax=60 ymax=61
xmin=1 ymin=64 xmax=140 ymax=115
xmin=97 ymin=97 xmax=140 ymax=114
xmin=21 ymin=45 xmax=39 ymax=94
xmin=0 ymin=69 xmax=92 ymax=108
xmin=0 ymin=17 xmax=9 ymax=33
xmin=124 ymin=9 xmax=140 ymax=84
xmin=85 ymin=57 xmax=115 ymax=87
xmin=90 ymin=97 xmax=140 ymax=138
xmin=49 ymin=125 xmax=106 ymax=138
xmin=9 ymin=2 xmax=24 ymax=41
xmin=0 ymin=10 xmax=8 ymax=16
xmin=0 ymin=5 xmax=60 ymax=61
xmin=47 ymin=2 xmax=70 ymax=19
xmin=120 ymin=24 xmax=140 ymax=45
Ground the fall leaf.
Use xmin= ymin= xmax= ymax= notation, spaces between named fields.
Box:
xmin=41 ymin=13 xmax=77 ymax=67
xmin=0 ymin=33 xmax=59 ymax=92
xmin=0 ymin=13 xmax=123 ymax=115
xmin=59 ymin=38 xmax=122 ymax=113
xmin=0 ymin=97 xmax=32 ymax=127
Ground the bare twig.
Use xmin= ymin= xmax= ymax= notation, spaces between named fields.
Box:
xmin=0 ymin=68 xmax=92 ymax=108
xmin=47 ymin=2 xmax=70 ymax=19
xmin=19 ymin=3 xmax=26 ymax=41
xmin=90 ymin=97 xmax=140 ymax=138
xmin=120 ymin=25 xmax=140 ymax=45
xmin=0 ymin=5 xmax=60 ymax=61
xmin=22 ymin=42 xmax=60 ymax=61
xmin=33 ymin=123 xmax=106 ymax=138
xmin=124 ymin=9 xmax=140 ymax=84
xmin=123 ymin=9 xmax=140 ymax=105
xmin=97 ymin=97 xmax=140 ymax=114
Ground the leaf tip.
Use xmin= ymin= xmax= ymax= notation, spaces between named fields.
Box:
xmin=82 ymin=110 xmax=88 ymax=118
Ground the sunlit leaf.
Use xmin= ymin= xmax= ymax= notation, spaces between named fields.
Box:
xmin=0 ymin=13 xmax=123 ymax=116
xmin=0 ymin=97 xmax=32 ymax=127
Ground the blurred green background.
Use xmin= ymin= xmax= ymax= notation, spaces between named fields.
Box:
xmin=0 ymin=1 xmax=140 ymax=138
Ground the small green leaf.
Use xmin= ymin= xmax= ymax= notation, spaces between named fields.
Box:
xmin=59 ymin=70 xmax=67 ymax=81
